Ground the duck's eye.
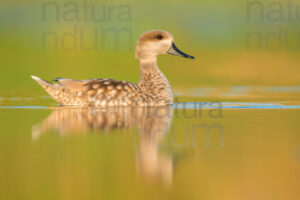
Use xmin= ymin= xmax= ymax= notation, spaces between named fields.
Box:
xmin=156 ymin=35 xmax=163 ymax=40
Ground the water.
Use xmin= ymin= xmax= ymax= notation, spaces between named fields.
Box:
xmin=0 ymin=87 xmax=299 ymax=200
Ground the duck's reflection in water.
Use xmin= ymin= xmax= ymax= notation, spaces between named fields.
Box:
xmin=32 ymin=106 xmax=174 ymax=185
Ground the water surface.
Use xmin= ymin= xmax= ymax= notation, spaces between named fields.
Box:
xmin=0 ymin=87 xmax=299 ymax=200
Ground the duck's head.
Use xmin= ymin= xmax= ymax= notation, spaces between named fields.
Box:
xmin=135 ymin=30 xmax=195 ymax=60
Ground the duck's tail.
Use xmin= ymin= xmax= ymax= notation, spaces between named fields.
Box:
xmin=31 ymin=75 xmax=60 ymax=103
xmin=31 ymin=75 xmax=54 ymax=88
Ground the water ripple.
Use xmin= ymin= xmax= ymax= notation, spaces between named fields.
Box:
xmin=0 ymin=102 xmax=299 ymax=110
xmin=174 ymin=102 xmax=300 ymax=109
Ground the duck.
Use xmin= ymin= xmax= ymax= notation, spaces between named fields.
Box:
xmin=31 ymin=30 xmax=194 ymax=107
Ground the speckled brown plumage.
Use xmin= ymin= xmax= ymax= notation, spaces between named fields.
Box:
xmin=31 ymin=30 xmax=194 ymax=107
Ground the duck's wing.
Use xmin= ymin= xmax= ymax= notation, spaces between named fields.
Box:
xmin=55 ymin=78 xmax=87 ymax=91
xmin=57 ymin=78 xmax=140 ymax=95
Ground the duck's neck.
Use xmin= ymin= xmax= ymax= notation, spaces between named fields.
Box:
xmin=138 ymin=57 xmax=173 ymax=104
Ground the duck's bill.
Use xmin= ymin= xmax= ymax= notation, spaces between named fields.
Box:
xmin=167 ymin=42 xmax=195 ymax=59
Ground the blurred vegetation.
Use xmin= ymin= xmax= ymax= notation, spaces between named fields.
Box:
xmin=0 ymin=0 xmax=300 ymax=97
